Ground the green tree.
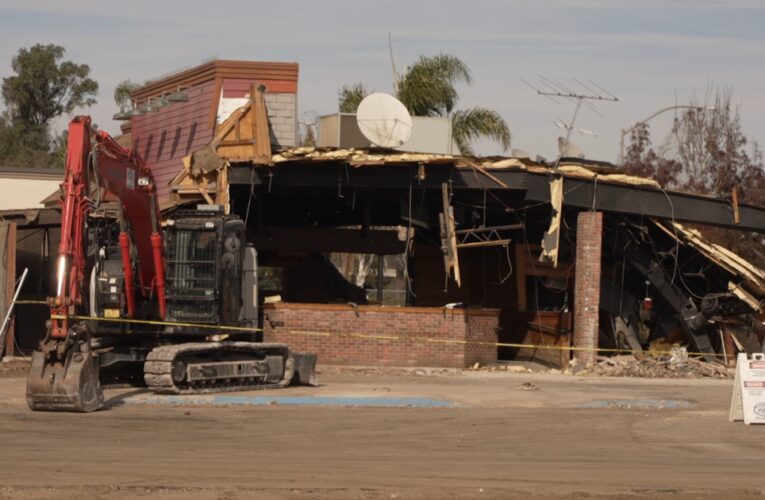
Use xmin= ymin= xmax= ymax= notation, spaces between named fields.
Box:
xmin=0 ymin=44 xmax=97 ymax=167
xmin=338 ymin=54 xmax=510 ymax=155
xmin=0 ymin=116 xmax=51 ymax=167
xmin=396 ymin=54 xmax=471 ymax=117
xmin=114 ymin=79 xmax=138 ymax=110
xmin=2 ymin=44 xmax=98 ymax=129
xmin=451 ymin=107 xmax=511 ymax=156
xmin=338 ymin=83 xmax=369 ymax=113
xmin=50 ymin=129 xmax=68 ymax=169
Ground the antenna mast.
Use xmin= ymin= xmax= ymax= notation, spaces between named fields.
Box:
xmin=521 ymin=77 xmax=618 ymax=165
xmin=388 ymin=33 xmax=400 ymax=93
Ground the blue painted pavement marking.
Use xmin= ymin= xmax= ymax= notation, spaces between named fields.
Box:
xmin=119 ymin=395 xmax=457 ymax=408
xmin=577 ymin=399 xmax=695 ymax=410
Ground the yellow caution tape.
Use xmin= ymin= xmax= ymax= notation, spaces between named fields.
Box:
xmin=39 ymin=312 xmax=727 ymax=359
xmin=273 ymin=327 xmax=728 ymax=359
xmin=50 ymin=314 xmax=263 ymax=333
xmin=287 ymin=329 xmax=332 ymax=337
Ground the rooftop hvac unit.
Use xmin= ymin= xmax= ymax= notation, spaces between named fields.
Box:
xmin=318 ymin=113 xmax=457 ymax=154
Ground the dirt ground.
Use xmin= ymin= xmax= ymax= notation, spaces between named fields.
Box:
xmin=0 ymin=362 xmax=763 ymax=500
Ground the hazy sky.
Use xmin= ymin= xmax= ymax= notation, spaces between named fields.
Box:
xmin=1 ymin=0 xmax=763 ymax=163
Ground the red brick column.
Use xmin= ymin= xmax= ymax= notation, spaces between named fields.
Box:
xmin=573 ymin=211 xmax=603 ymax=365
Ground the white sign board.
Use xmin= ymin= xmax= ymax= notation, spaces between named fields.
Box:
xmin=729 ymin=352 xmax=765 ymax=425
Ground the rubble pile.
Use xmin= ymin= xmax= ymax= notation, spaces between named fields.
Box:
xmin=580 ymin=353 xmax=732 ymax=379
xmin=0 ymin=358 xmax=29 ymax=377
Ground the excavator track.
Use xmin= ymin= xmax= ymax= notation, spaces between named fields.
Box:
xmin=144 ymin=341 xmax=314 ymax=395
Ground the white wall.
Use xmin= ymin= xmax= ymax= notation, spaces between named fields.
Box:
xmin=0 ymin=178 xmax=60 ymax=210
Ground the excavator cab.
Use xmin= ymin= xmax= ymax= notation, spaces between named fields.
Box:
xmin=163 ymin=210 xmax=247 ymax=328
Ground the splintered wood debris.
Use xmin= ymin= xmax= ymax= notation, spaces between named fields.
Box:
xmin=264 ymin=147 xmax=664 ymax=188
xmin=580 ymin=354 xmax=733 ymax=379
xmin=653 ymin=220 xmax=765 ymax=301
xmin=539 ymin=176 xmax=563 ymax=267
xmin=270 ymin=147 xmax=456 ymax=166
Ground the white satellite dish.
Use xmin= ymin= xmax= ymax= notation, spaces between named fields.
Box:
xmin=356 ymin=93 xmax=412 ymax=148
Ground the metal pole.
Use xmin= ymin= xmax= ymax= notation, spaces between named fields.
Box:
xmin=619 ymin=128 xmax=626 ymax=166
xmin=0 ymin=267 xmax=28 ymax=359
xmin=376 ymin=255 xmax=384 ymax=304
xmin=555 ymin=98 xmax=583 ymax=170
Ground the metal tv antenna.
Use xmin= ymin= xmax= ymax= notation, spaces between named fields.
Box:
xmin=521 ymin=77 xmax=618 ymax=163
xmin=554 ymin=119 xmax=598 ymax=137
xmin=520 ymin=78 xmax=618 ymax=270
xmin=298 ymin=110 xmax=318 ymax=146
xmin=388 ymin=33 xmax=401 ymax=94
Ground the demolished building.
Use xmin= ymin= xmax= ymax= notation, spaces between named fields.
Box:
xmin=219 ymin=148 xmax=765 ymax=368
xmin=4 ymin=59 xmax=765 ymax=369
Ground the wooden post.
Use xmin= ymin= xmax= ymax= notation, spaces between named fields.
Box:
xmin=515 ymin=244 xmax=528 ymax=311
xmin=4 ymin=221 xmax=17 ymax=356
xmin=722 ymin=326 xmax=737 ymax=366
xmin=732 ymin=187 xmax=740 ymax=225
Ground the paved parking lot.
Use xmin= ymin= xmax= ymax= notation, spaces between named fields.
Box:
xmin=0 ymin=366 xmax=763 ymax=499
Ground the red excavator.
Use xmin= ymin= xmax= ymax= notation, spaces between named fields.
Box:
xmin=26 ymin=116 xmax=316 ymax=412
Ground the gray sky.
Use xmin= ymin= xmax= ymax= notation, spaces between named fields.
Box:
xmin=1 ymin=0 xmax=763 ymax=163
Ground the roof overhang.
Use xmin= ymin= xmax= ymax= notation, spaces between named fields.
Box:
xmin=227 ymin=149 xmax=765 ymax=233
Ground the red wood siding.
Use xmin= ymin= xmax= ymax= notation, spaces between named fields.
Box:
xmin=128 ymin=60 xmax=300 ymax=204
xmin=222 ymin=78 xmax=297 ymax=97
xmin=131 ymin=80 xmax=217 ymax=202
xmin=134 ymin=60 xmax=298 ymax=101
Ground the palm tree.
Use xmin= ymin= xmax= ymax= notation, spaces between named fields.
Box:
xmin=338 ymin=54 xmax=510 ymax=155
xmin=451 ymin=107 xmax=510 ymax=156
xmin=338 ymin=83 xmax=369 ymax=113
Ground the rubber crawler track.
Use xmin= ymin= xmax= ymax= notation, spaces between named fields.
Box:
xmin=144 ymin=342 xmax=295 ymax=395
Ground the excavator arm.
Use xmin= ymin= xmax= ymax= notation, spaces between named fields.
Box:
xmin=87 ymin=119 xmax=166 ymax=320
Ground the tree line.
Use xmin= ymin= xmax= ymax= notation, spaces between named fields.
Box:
xmin=0 ymin=44 xmax=98 ymax=168
xmin=622 ymin=88 xmax=765 ymax=267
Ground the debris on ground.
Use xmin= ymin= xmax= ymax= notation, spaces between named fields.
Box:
xmin=0 ymin=357 xmax=29 ymax=378
xmin=517 ymin=382 xmax=539 ymax=391
xmin=0 ymin=356 xmax=735 ymax=381
xmin=578 ymin=352 xmax=733 ymax=379
xmin=479 ymin=363 xmax=537 ymax=373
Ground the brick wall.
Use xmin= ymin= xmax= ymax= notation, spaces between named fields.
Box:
xmin=221 ymin=79 xmax=297 ymax=147
xmin=263 ymin=303 xmax=499 ymax=368
xmin=573 ymin=211 xmax=603 ymax=364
